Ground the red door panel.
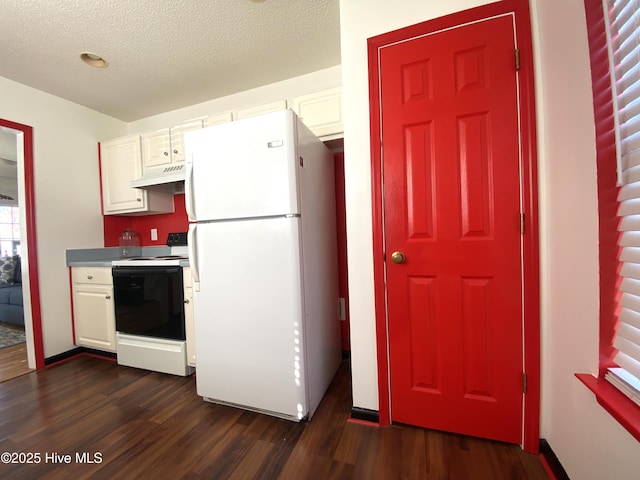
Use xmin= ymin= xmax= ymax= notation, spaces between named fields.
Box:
xmin=380 ymin=15 xmax=523 ymax=443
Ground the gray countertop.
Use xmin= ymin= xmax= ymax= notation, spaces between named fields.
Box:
xmin=66 ymin=247 xmax=189 ymax=267
xmin=68 ymin=260 xmax=115 ymax=267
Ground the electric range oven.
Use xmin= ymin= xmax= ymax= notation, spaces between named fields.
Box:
xmin=112 ymin=264 xmax=185 ymax=340
xmin=111 ymin=237 xmax=193 ymax=376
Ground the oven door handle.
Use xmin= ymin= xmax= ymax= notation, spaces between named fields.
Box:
xmin=187 ymin=224 xmax=200 ymax=292
xmin=112 ymin=266 xmax=181 ymax=276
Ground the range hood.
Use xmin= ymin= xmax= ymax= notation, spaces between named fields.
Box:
xmin=130 ymin=164 xmax=185 ymax=189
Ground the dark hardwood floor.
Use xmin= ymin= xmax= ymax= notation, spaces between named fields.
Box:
xmin=0 ymin=340 xmax=32 ymax=383
xmin=0 ymin=355 xmax=549 ymax=479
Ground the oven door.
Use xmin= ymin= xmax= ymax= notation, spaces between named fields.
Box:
xmin=112 ymin=266 xmax=186 ymax=341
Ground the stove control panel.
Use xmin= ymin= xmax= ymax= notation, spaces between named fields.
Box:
xmin=166 ymin=232 xmax=188 ymax=247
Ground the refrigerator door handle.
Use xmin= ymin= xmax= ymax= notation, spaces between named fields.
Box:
xmin=187 ymin=224 xmax=200 ymax=292
xmin=185 ymin=155 xmax=196 ymax=221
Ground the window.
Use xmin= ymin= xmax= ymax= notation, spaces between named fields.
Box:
xmin=602 ymin=0 xmax=640 ymax=405
xmin=579 ymin=0 xmax=640 ymax=440
xmin=0 ymin=206 xmax=20 ymax=257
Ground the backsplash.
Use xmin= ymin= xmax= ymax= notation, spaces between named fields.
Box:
xmin=103 ymin=194 xmax=189 ymax=247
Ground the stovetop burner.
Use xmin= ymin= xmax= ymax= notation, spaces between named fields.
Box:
xmin=112 ymin=232 xmax=189 ymax=266
xmin=122 ymin=255 xmax=188 ymax=261
xmin=112 ymin=254 xmax=189 ymax=267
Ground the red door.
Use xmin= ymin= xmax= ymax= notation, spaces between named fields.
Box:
xmin=380 ymin=15 xmax=523 ymax=443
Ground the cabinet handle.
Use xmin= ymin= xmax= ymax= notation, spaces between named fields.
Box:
xmin=173 ymin=149 xmax=178 ymax=154
xmin=105 ymin=295 xmax=111 ymax=300
xmin=137 ymin=198 xmax=142 ymax=202
xmin=164 ymin=151 xmax=169 ymax=156
xmin=184 ymin=299 xmax=190 ymax=304
xmin=87 ymin=275 xmax=93 ymax=280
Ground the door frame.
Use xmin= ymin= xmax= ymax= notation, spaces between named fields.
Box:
xmin=0 ymin=118 xmax=45 ymax=369
xmin=367 ymin=0 xmax=540 ymax=453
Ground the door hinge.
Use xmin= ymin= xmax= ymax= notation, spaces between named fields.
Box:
xmin=520 ymin=213 xmax=525 ymax=235
xmin=522 ymin=372 xmax=528 ymax=394
xmin=515 ymin=49 xmax=521 ymax=71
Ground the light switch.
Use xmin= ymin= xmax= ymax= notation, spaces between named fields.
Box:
xmin=151 ymin=228 xmax=158 ymax=241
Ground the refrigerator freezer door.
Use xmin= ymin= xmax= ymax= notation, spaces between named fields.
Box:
xmin=185 ymin=110 xmax=299 ymax=222
xmin=193 ymin=217 xmax=308 ymax=419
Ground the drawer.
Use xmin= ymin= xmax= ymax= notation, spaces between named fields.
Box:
xmin=72 ymin=266 xmax=113 ymax=285
xmin=116 ymin=333 xmax=192 ymax=376
xmin=183 ymin=267 xmax=192 ymax=288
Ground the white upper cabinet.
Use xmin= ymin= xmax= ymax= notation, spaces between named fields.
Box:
xmin=235 ymin=100 xmax=287 ymax=120
xmin=100 ymin=135 xmax=146 ymax=213
xmin=141 ymin=118 xmax=205 ymax=169
xmin=100 ymin=135 xmax=174 ymax=215
xmin=99 ymin=89 xmax=340 ymax=211
xmin=141 ymin=127 xmax=171 ymax=168
xmin=206 ymin=112 xmax=233 ymax=127
xmin=170 ymin=119 xmax=205 ymax=163
xmin=292 ymin=87 xmax=343 ymax=140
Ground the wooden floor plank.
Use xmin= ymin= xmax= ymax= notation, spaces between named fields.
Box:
xmin=0 ymin=342 xmax=32 ymax=383
xmin=0 ymin=355 xmax=549 ymax=479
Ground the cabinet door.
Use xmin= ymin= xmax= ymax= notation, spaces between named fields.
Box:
xmin=235 ymin=100 xmax=287 ymax=120
xmin=100 ymin=135 xmax=147 ymax=214
xmin=73 ymin=284 xmax=116 ymax=352
xmin=206 ymin=112 xmax=233 ymax=127
xmin=292 ymin=87 xmax=343 ymax=139
xmin=170 ymin=119 xmax=204 ymax=164
xmin=141 ymin=128 xmax=172 ymax=169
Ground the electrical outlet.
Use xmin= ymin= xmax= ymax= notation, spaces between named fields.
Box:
xmin=151 ymin=228 xmax=158 ymax=241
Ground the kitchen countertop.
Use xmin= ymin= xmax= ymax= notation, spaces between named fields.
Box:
xmin=68 ymin=260 xmax=115 ymax=267
xmin=66 ymin=247 xmax=189 ymax=267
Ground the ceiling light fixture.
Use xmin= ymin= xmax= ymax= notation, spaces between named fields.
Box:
xmin=80 ymin=52 xmax=108 ymax=68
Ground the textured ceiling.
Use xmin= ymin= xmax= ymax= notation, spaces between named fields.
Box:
xmin=0 ymin=0 xmax=341 ymax=122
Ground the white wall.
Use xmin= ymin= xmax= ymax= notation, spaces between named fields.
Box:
xmin=340 ymin=0 xmax=640 ymax=478
xmin=0 ymin=76 xmax=127 ymax=361
xmin=531 ymin=1 xmax=640 ymax=478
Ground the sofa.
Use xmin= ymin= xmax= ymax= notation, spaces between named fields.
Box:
xmin=0 ymin=255 xmax=23 ymax=327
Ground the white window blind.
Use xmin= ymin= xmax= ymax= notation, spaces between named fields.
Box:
xmin=606 ymin=0 xmax=640 ymax=397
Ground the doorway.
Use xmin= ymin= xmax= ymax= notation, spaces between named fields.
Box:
xmin=0 ymin=119 xmax=44 ymax=370
xmin=367 ymin=0 xmax=540 ymax=452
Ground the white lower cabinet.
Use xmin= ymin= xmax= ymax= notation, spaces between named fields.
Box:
xmin=183 ymin=267 xmax=195 ymax=367
xmin=71 ymin=267 xmax=116 ymax=352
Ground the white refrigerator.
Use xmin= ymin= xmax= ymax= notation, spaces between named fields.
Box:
xmin=184 ymin=109 xmax=342 ymax=421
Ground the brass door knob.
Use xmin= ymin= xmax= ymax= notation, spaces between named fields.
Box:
xmin=391 ymin=251 xmax=406 ymax=264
